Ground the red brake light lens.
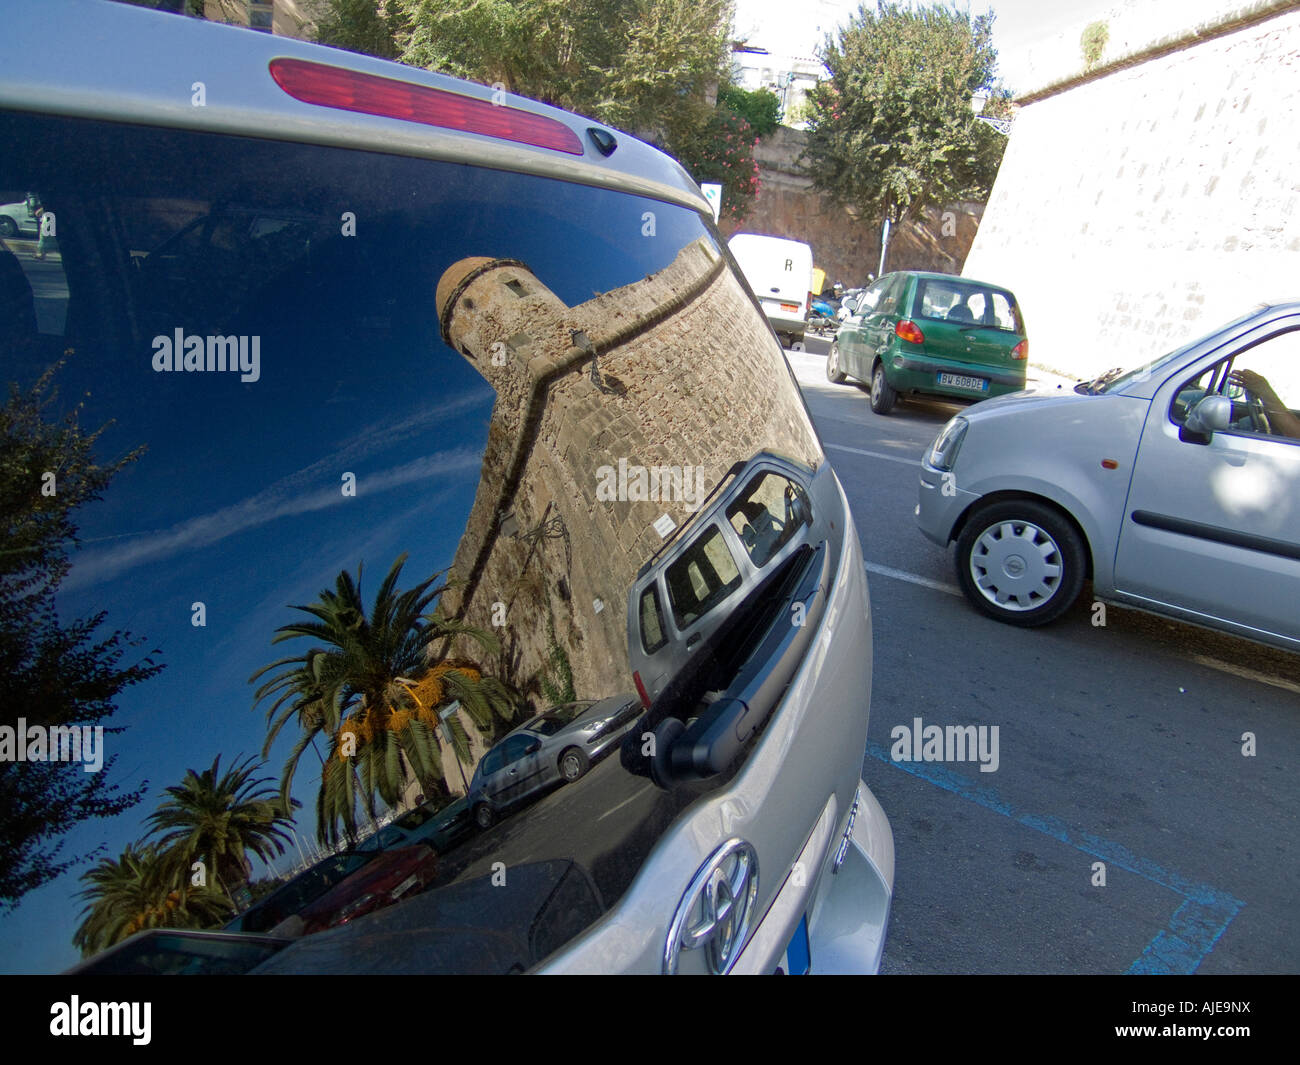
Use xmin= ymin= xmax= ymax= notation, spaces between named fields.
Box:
xmin=1011 ymin=339 xmax=1028 ymax=360
xmin=633 ymin=671 xmax=651 ymax=710
xmin=895 ymin=319 xmax=925 ymax=344
xmin=269 ymin=57 xmax=584 ymax=155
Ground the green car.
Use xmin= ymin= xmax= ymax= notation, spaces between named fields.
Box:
xmin=826 ymin=271 xmax=1028 ymax=414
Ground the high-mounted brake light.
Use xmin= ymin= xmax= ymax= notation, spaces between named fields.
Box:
xmin=269 ymin=57 xmax=585 ymax=155
xmin=895 ymin=319 xmax=925 ymax=344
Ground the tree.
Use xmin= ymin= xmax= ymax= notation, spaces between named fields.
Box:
xmin=718 ymin=85 xmax=782 ymax=138
xmin=310 ymin=0 xmax=410 ymax=59
xmin=670 ymin=108 xmax=761 ymax=223
xmin=144 ymin=754 xmax=297 ymax=900
xmin=0 ymin=365 xmax=162 ymax=910
xmin=72 ymin=842 xmax=232 ymax=958
xmin=253 ymin=554 xmax=517 ymax=845
xmin=399 ymin=0 xmax=732 ymax=151
xmin=802 ymin=2 xmax=1010 ymax=266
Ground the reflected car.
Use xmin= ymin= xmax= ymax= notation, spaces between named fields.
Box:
xmin=0 ymin=199 xmax=39 ymax=238
xmin=829 ymin=270 xmax=1028 ymax=414
xmin=298 ymin=845 xmax=439 ymax=935
xmin=250 ymin=860 xmax=603 ymax=975
xmin=223 ymin=850 xmax=377 ymax=935
xmin=357 ymin=796 xmax=476 ymax=854
xmin=64 ymin=929 xmax=292 ymax=976
xmin=468 ymin=694 xmax=641 ymax=829
xmin=4 ymin=0 xmax=893 ymax=975
xmin=917 ymin=302 xmax=1300 ymax=649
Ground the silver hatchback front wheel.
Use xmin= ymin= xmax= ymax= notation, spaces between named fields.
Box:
xmin=955 ymin=499 xmax=1086 ymax=626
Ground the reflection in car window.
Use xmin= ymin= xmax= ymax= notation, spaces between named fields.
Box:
xmin=2 ymin=102 xmax=826 ymax=970
xmin=915 ymin=278 xmax=1021 ymax=332
xmin=726 ymin=472 xmax=809 ymax=567
xmin=665 ymin=525 xmax=743 ymax=629
xmin=640 ymin=585 xmax=668 ymax=652
xmin=1173 ymin=329 xmax=1300 ymax=441
xmin=877 ymin=275 xmax=905 ymax=317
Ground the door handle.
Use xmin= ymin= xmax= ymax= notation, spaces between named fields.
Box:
xmin=686 ymin=633 xmax=701 ymax=650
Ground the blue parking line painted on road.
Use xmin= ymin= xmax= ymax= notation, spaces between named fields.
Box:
xmin=866 ymin=741 xmax=1244 ymax=974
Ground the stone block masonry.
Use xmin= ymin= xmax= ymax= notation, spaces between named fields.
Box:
xmin=964 ymin=4 xmax=1300 ymax=384
xmin=435 ymin=239 xmax=820 ymax=708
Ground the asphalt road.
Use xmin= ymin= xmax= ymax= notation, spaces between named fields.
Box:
xmin=786 ymin=338 xmax=1300 ymax=975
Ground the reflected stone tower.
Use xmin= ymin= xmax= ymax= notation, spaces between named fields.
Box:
xmin=435 ymin=238 xmax=819 ymax=703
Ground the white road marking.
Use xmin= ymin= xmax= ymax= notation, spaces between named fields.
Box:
xmin=1190 ymin=655 xmax=1300 ymax=696
xmin=826 ymin=442 xmax=922 ymax=467
xmin=596 ymin=783 xmax=656 ymax=822
xmin=864 ymin=561 xmax=962 ymax=598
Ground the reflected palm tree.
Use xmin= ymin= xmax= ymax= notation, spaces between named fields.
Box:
xmin=255 ymin=554 xmax=518 ymax=846
xmin=72 ymin=842 xmax=232 ymax=958
xmin=144 ymin=755 xmax=296 ymax=901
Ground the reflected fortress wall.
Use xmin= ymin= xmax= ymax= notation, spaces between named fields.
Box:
xmin=434 ymin=237 xmax=820 ymax=708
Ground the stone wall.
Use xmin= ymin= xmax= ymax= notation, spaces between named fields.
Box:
xmin=720 ymin=126 xmax=985 ymax=287
xmin=434 ymin=239 xmax=820 ymax=713
xmin=963 ymin=4 xmax=1300 ymax=381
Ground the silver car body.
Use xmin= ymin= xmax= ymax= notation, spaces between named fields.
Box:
xmin=918 ymin=302 xmax=1300 ymax=651
xmin=2 ymin=0 xmax=892 ymax=975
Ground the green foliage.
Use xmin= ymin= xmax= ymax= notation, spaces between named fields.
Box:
xmin=0 ymin=364 xmax=161 ymax=910
xmin=538 ymin=614 xmax=575 ymax=706
xmin=803 ymin=1 xmax=1009 ymax=228
xmin=253 ymin=554 xmax=516 ymax=845
xmin=73 ymin=843 xmax=233 ymax=958
xmin=399 ymin=0 xmax=731 ymax=149
xmin=718 ymin=84 xmax=782 ymax=138
xmin=311 ymin=0 xmax=410 ymax=59
xmin=144 ymin=754 xmax=297 ymax=898
xmin=1081 ymin=21 xmax=1109 ymax=69
xmin=672 ymin=109 xmax=760 ymax=223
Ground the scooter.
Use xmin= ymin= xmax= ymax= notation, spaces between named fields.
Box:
xmin=807 ymin=299 xmax=837 ymax=336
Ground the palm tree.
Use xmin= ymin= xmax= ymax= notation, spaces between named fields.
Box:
xmin=144 ymin=755 xmax=296 ymax=901
xmin=255 ymin=554 xmax=518 ymax=845
xmin=251 ymin=646 xmax=339 ymax=811
xmin=72 ymin=842 xmax=232 ymax=958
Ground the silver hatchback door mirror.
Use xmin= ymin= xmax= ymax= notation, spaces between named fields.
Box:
xmin=1184 ymin=393 xmax=1233 ymax=435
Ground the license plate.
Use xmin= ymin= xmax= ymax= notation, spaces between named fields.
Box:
xmin=391 ymin=874 xmax=418 ymax=899
xmin=782 ymin=915 xmax=811 ymax=975
xmin=937 ymin=372 xmax=988 ymax=392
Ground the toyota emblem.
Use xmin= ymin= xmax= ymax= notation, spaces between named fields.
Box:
xmin=663 ymin=838 xmax=759 ymax=974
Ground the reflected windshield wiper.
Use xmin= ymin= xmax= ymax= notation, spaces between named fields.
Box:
xmin=1075 ymin=366 xmax=1126 ymax=395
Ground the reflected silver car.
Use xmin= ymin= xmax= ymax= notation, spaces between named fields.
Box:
xmin=468 ymin=695 xmax=641 ymax=828
xmin=918 ymin=302 xmax=1300 ymax=650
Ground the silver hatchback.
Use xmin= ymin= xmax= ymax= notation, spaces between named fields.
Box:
xmin=918 ymin=302 xmax=1300 ymax=650
xmin=467 ymin=695 xmax=641 ymax=828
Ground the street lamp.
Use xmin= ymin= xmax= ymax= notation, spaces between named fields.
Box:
xmin=971 ymin=91 xmax=1012 ymax=136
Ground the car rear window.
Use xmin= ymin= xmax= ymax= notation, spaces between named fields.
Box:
xmin=665 ymin=524 xmax=743 ymax=629
xmin=2 ymin=104 xmax=825 ymax=971
xmin=915 ymin=278 xmax=1023 ymax=332
xmin=726 ymin=471 xmax=810 ymax=567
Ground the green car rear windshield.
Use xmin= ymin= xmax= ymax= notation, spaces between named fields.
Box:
xmin=914 ymin=277 xmax=1024 ymax=334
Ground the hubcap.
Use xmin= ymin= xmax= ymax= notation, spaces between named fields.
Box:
xmin=563 ymin=755 xmax=579 ymax=779
xmin=969 ymin=520 xmax=1063 ymax=611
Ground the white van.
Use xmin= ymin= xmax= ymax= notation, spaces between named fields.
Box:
xmin=727 ymin=233 xmax=814 ymax=347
